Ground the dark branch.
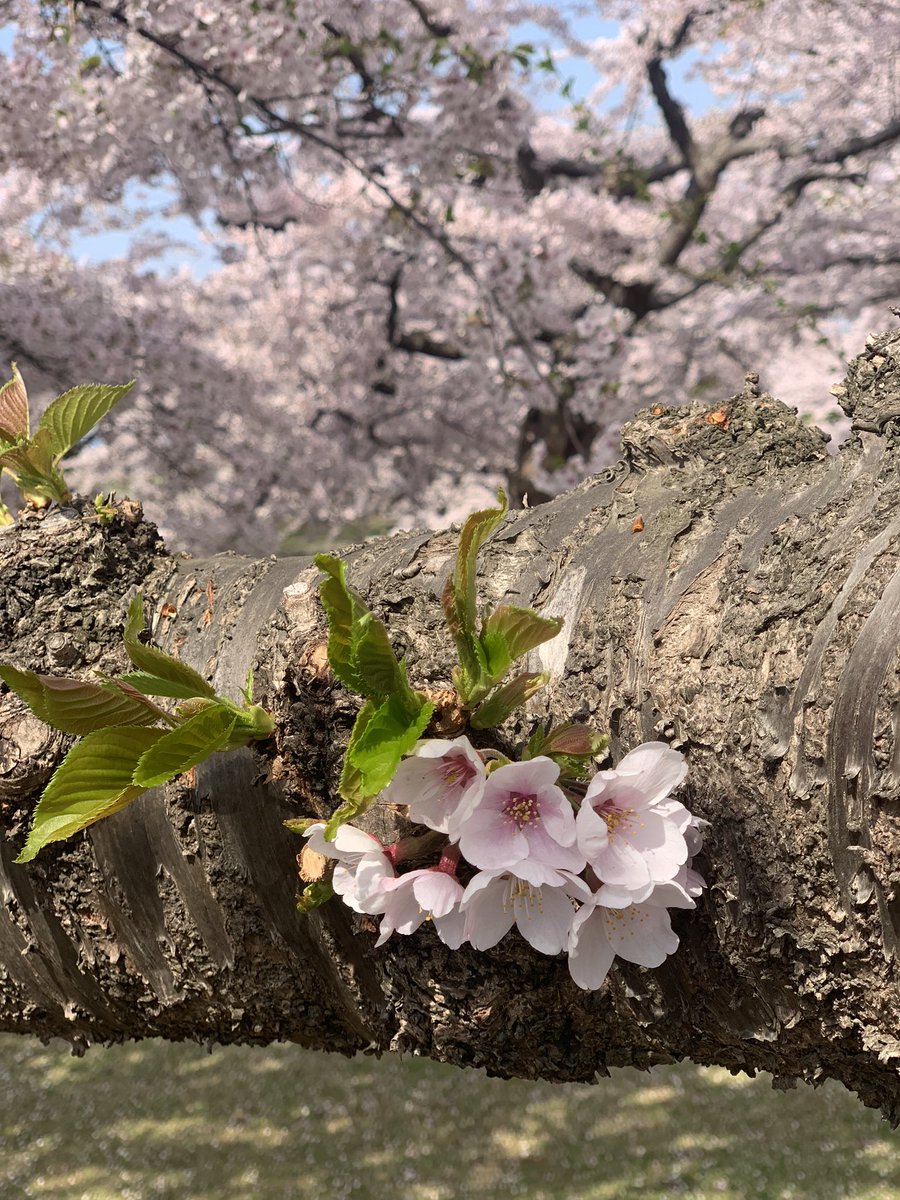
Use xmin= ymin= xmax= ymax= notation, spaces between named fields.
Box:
xmin=647 ymin=56 xmax=695 ymax=163
xmin=403 ymin=0 xmax=454 ymax=39
xmin=515 ymin=141 xmax=682 ymax=200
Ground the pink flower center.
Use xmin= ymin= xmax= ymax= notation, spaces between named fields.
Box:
xmin=503 ymin=791 xmax=540 ymax=828
xmin=439 ymin=753 xmax=477 ymax=791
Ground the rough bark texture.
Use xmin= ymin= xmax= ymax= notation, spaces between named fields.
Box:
xmin=2 ymin=331 xmax=900 ymax=1118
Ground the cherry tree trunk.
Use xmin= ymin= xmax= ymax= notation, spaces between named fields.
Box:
xmin=2 ymin=333 xmax=900 ymax=1119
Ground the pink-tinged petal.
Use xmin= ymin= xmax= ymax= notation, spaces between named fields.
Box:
xmin=583 ymin=771 xmax=616 ymax=804
xmin=384 ymin=754 xmax=445 ymax=809
xmin=603 ymin=904 xmax=679 ymax=967
xmin=384 ymin=737 xmax=485 ymax=834
xmin=614 ymin=742 xmax=687 ymax=805
xmin=376 ymin=878 xmax=432 ymax=944
xmin=458 ymin=807 xmax=526 ymax=870
xmin=511 ymin=856 xmax=579 ymax=889
xmin=567 ymin=906 xmax=616 ymax=991
xmin=593 ymin=835 xmax=652 ymax=889
xmin=595 ymin=880 xmax=654 ymax=907
xmin=483 ymin=757 xmax=560 ymax=805
xmin=303 ymin=823 xmax=330 ymax=856
xmin=411 ymin=871 xmax=463 ymax=918
xmin=652 ymin=798 xmax=693 ymax=832
xmin=332 ymin=825 xmax=385 ymax=856
xmin=354 ymin=852 xmax=396 ymax=913
xmin=521 ymin=820 xmax=586 ymax=875
xmin=535 ymin=786 xmax=578 ymax=845
xmin=445 ymin=783 xmax=485 ymax=841
xmin=332 ymin=863 xmax=368 ymax=912
xmin=514 ymin=884 xmax=577 ymax=955
xmin=460 ymin=874 xmax=516 ymax=950
xmin=575 ymin=801 xmax=610 ymax=861
xmin=645 ymin=877 xmax=696 ymax=909
xmin=415 ymin=737 xmax=480 ymax=763
xmin=624 ymin=810 xmax=689 ymax=875
xmin=434 ymin=907 xmax=467 ymax=949
xmin=684 ymin=866 xmax=706 ymax=895
xmin=685 ymin=817 xmax=709 ymax=856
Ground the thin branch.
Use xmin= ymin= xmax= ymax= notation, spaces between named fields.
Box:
xmin=646 ymin=56 xmax=695 ymax=164
xmin=515 ymin=140 xmax=682 ymax=200
xmin=403 ymin=0 xmax=453 ymax=39
xmin=74 ymin=0 xmax=563 ymax=411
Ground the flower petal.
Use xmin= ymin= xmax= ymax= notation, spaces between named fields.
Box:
xmin=458 ymin=807 xmax=526 ymax=870
xmin=514 ymin=884 xmax=576 ymax=954
xmin=603 ymin=903 xmax=679 ymax=967
xmin=567 ymin=906 xmax=616 ymax=991
xmin=615 ymin=742 xmax=687 ymax=805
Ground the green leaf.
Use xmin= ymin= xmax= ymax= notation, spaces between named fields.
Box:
xmin=325 ymin=699 xmax=378 ymax=838
xmin=316 ymin=554 xmax=363 ymax=691
xmin=15 ymin=727 xmax=163 ymax=863
xmin=0 ymin=428 xmax=57 ymax=486
xmin=0 ymin=362 xmax=28 ymax=441
xmin=283 ymin=816 xmax=322 ymax=836
xmin=347 ymin=693 xmax=434 ymax=796
xmin=354 ymin=613 xmax=409 ymax=701
xmin=38 ymin=380 xmax=135 ymax=460
xmin=442 ymin=489 xmax=507 ymax=698
xmin=123 ymin=595 xmax=216 ymax=699
xmin=470 ymin=671 xmax=549 ymax=730
xmin=0 ymin=663 xmax=164 ymax=735
xmin=479 ymin=604 xmax=563 ymax=680
xmin=296 ymin=880 xmax=335 ymax=912
xmin=314 ymin=554 xmax=411 ymax=704
xmin=132 ymin=704 xmax=237 ymax=788
xmin=324 ymin=693 xmax=432 ymax=839
xmin=231 ymin=703 xmax=276 ymax=741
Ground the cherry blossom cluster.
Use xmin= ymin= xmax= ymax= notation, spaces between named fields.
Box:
xmin=4 ymin=3 xmax=897 ymax=553
xmin=305 ymin=737 xmax=705 ymax=990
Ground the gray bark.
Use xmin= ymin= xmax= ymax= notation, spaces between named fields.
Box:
xmin=2 ymin=331 xmax=900 ymax=1119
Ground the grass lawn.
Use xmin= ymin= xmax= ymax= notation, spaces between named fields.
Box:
xmin=1 ymin=1034 xmax=898 ymax=1199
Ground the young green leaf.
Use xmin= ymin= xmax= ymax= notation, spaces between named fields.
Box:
xmin=123 ymin=594 xmax=216 ymax=699
xmin=442 ymin=489 xmax=507 ymax=699
xmin=231 ymin=703 xmax=276 ymax=741
xmin=132 ymin=704 xmax=237 ymax=788
xmin=15 ymin=727 xmax=164 ymax=863
xmin=347 ymin=692 xmax=434 ymax=796
xmin=316 ymin=554 xmax=365 ymax=692
xmin=315 ymin=554 xmax=412 ymax=705
xmin=469 ymin=671 xmax=549 ymax=729
xmin=337 ymin=697 xmax=377 ymax=801
xmin=479 ymin=604 xmax=563 ymax=680
xmin=38 ymin=380 xmax=135 ymax=459
xmin=0 ymin=362 xmax=28 ymax=441
xmin=0 ymin=663 xmax=164 ymax=735
xmin=0 ymin=427 xmax=66 ymax=504
xmin=296 ymin=879 xmax=335 ymax=912
xmin=324 ymin=691 xmax=433 ymax=839
xmin=283 ymin=816 xmax=323 ymax=836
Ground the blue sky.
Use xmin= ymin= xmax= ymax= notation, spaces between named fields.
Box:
xmin=1 ymin=11 xmax=719 ymax=277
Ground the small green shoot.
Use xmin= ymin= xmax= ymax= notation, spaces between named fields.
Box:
xmin=441 ymin=489 xmax=563 ymax=715
xmin=525 ymin=722 xmax=609 ymax=778
xmin=2 ymin=592 xmax=275 ymax=862
xmin=0 ymin=363 xmax=134 ymax=510
xmin=313 ymin=554 xmax=434 ymax=838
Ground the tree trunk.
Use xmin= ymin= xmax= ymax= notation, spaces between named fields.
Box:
xmin=2 ymin=332 xmax=900 ymax=1119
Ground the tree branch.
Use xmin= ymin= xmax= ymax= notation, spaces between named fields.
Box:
xmin=73 ymin=0 xmax=562 ymax=412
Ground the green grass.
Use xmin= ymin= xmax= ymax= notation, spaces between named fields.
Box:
xmin=1 ymin=1035 xmax=897 ymax=1199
